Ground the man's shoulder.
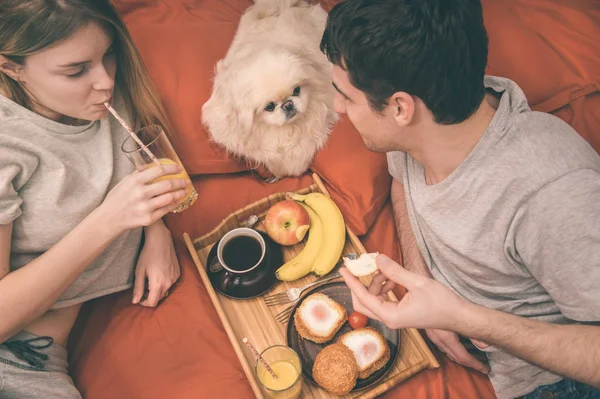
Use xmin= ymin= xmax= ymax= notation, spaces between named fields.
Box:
xmin=480 ymin=81 xmax=600 ymax=197
xmin=505 ymin=109 xmax=598 ymax=167
xmin=484 ymin=75 xmax=591 ymax=154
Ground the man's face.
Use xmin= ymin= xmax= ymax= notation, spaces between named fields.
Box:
xmin=332 ymin=65 xmax=403 ymax=153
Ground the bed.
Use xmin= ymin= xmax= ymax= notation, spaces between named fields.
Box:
xmin=67 ymin=1 xmax=600 ymax=398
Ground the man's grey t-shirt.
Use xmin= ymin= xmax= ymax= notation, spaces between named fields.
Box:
xmin=0 ymin=93 xmax=143 ymax=310
xmin=387 ymin=76 xmax=600 ymax=399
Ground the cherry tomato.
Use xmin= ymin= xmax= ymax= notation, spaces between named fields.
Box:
xmin=348 ymin=311 xmax=369 ymax=329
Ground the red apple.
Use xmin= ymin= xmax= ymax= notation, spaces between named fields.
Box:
xmin=264 ymin=200 xmax=310 ymax=246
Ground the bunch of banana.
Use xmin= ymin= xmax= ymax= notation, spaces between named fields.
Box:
xmin=275 ymin=203 xmax=322 ymax=281
xmin=275 ymin=192 xmax=346 ymax=280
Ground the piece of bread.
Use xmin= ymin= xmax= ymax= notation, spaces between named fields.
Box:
xmin=294 ymin=293 xmax=347 ymax=344
xmin=343 ymin=253 xmax=379 ymax=277
xmin=338 ymin=327 xmax=390 ymax=379
xmin=312 ymin=343 xmax=359 ymax=395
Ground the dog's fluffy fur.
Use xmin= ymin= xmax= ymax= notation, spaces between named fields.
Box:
xmin=201 ymin=0 xmax=338 ymax=178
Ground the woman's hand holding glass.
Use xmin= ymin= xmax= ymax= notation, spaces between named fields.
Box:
xmin=100 ymin=163 xmax=191 ymax=232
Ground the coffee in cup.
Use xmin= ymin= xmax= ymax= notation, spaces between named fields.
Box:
xmin=218 ymin=228 xmax=266 ymax=274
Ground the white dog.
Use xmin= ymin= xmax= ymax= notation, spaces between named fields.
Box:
xmin=201 ymin=0 xmax=338 ymax=180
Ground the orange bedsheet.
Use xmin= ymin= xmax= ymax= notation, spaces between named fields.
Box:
xmin=68 ymin=172 xmax=494 ymax=399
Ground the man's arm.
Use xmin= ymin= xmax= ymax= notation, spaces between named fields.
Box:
xmin=340 ymin=255 xmax=600 ymax=388
xmin=390 ymin=179 xmax=431 ymax=277
xmin=460 ymin=301 xmax=600 ymax=387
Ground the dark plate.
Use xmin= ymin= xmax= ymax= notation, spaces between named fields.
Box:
xmin=206 ymin=230 xmax=283 ymax=299
xmin=286 ymin=282 xmax=400 ymax=392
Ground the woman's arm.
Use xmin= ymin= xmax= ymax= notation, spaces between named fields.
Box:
xmin=0 ymin=210 xmax=121 ymax=343
xmin=0 ymin=163 xmax=190 ymax=343
xmin=0 ymin=223 xmax=11 ymax=281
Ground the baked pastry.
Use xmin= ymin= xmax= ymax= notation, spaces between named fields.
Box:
xmin=338 ymin=327 xmax=390 ymax=379
xmin=312 ymin=343 xmax=359 ymax=395
xmin=294 ymin=293 xmax=347 ymax=344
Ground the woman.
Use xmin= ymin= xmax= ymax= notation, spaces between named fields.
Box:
xmin=0 ymin=1 xmax=190 ymax=397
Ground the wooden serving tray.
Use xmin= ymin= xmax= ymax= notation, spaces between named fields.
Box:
xmin=183 ymin=173 xmax=438 ymax=399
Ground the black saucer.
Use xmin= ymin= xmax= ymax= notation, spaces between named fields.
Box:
xmin=206 ymin=230 xmax=283 ymax=299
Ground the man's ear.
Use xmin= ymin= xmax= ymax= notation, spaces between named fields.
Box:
xmin=391 ymin=92 xmax=415 ymax=127
xmin=0 ymin=55 xmax=23 ymax=81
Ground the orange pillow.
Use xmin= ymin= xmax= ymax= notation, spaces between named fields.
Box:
xmin=117 ymin=0 xmax=599 ymax=176
xmin=114 ymin=0 xmax=254 ymax=175
xmin=311 ymin=116 xmax=391 ymax=236
xmin=483 ymin=0 xmax=600 ymax=113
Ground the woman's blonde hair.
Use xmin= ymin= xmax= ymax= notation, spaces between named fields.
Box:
xmin=0 ymin=0 xmax=172 ymax=133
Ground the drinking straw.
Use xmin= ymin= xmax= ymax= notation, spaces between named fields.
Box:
xmin=104 ymin=102 xmax=160 ymax=166
xmin=242 ymin=338 xmax=278 ymax=380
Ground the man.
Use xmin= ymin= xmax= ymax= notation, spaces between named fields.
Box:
xmin=319 ymin=0 xmax=600 ymax=398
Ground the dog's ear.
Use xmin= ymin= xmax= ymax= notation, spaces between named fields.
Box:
xmin=229 ymin=96 xmax=255 ymax=136
xmin=299 ymin=48 xmax=331 ymax=83
xmin=201 ymin=78 xmax=254 ymax=141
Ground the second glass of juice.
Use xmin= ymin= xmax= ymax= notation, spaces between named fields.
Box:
xmin=255 ymin=346 xmax=303 ymax=399
xmin=121 ymin=124 xmax=198 ymax=213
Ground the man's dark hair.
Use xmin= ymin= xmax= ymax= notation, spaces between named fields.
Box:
xmin=320 ymin=0 xmax=488 ymax=124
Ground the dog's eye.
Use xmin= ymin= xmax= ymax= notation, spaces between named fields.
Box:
xmin=265 ymin=102 xmax=276 ymax=112
xmin=292 ymin=87 xmax=301 ymax=96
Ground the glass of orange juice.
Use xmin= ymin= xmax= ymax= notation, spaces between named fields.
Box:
xmin=255 ymin=346 xmax=303 ymax=399
xmin=121 ymin=124 xmax=198 ymax=213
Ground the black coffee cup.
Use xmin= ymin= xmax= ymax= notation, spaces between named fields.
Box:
xmin=216 ymin=227 xmax=266 ymax=289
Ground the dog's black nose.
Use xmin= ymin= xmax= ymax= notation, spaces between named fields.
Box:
xmin=282 ymin=100 xmax=294 ymax=112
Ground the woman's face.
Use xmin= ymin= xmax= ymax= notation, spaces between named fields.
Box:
xmin=15 ymin=22 xmax=116 ymax=122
